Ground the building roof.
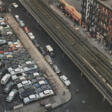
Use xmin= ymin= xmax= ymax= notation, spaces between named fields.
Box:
xmin=98 ymin=0 xmax=112 ymax=10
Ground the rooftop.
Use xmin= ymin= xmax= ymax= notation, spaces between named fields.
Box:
xmin=98 ymin=0 xmax=112 ymax=10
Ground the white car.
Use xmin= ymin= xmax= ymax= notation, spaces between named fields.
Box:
xmin=17 ymin=83 xmax=23 ymax=89
xmin=25 ymin=61 xmax=34 ymax=64
xmin=6 ymin=31 xmax=13 ymax=35
xmin=15 ymin=15 xmax=20 ymax=22
xmin=23 ymin=97 xmax=30 ymax=104
xmin=45 ymin=45 xmax=54 ymax=56
xmin=12 ymin=3 xmax=18 ymax=8
xmin=39 ymin=80 xmax=46 ymax=85
xmin=6 ymin=89 xmax=18 ymax=102
xmin=19 ymin=76 xmax=26 ymax=81
xmin=19 ymin=20 xmax=25 ymax=27
xmin=28 ymin=32 xmax=35 ymax=40
xmin=60 ymin=75 xmax=71 ymax=87
xmin=11 ymin=75 xmax=18 ymax=81
xmin=44 ymin=89 xmax=54 ymax=96
xmin=33 ymin=72 xmax=39 ymax=77
xmin=39 ymin=92 xmax=45 ymax=98
xmin=29 ymin=94 xmax=36 ymax=101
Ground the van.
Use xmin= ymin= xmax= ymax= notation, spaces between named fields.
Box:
xmin=45 ymin=45 xmax=54 ymax=56
xmin=1 ymin=74 xmax=11 ymax=85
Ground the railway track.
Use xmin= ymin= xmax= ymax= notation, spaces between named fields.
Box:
xmin=19 ymin=0 xmax=112 ymax=104
xmin=34 ymin=0 xmax=112 ymax=84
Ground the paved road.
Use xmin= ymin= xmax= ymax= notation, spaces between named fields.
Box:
xmin=2 ymin=0 xmax=112 ymax=112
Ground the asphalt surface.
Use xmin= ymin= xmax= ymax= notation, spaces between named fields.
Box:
xmin=2 ymin=0 xmax=112 ymax=112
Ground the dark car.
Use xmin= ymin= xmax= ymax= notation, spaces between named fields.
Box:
xmin=39 ymin=47 xmax=46 ymax=55
xmin=4 ymin=81 xmax=14 ymax=93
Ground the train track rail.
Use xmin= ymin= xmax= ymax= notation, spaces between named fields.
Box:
xmin=19 ymin=0 xmax=112 ymax=104
xmin=33 ymin=0 xmax=112 ymax=84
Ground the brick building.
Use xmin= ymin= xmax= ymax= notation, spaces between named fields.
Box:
xmin=81 ymin=0 xmax=112 ymax=49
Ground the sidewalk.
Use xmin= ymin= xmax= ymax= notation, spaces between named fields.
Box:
xmin=5 ymin=13 xmax=71 ymax=112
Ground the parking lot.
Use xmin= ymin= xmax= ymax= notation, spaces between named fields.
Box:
xmin=1 ymin=0 xmax=112 ymax=112
xmin=0 ymin=15 xmax=55 ymax=110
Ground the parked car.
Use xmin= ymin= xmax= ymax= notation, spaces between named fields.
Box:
xmin=6 ymin=89 xmax=18 ymax=102
xmin=60 ymin=75 xmax=71 ymax=87
xmin=28 ymin=32 xmax=35 ymax=40
xmin=52 ymin=64 xmax=61 ymax=74
xmin=33 ymin=41 xmax=40 ymax=48
xmin=35 ymin=93 xmax=40 ymax=100
xmin=39 ymin=80 xmax=46 ymax=85
xmin=17 ymin=83 xmax=23 ymax=89
xmin=45 ymin=45 xmax=54 ymax=56
xmin=0 ymin=17 xmax=4 ymax=22
xmin=11 ymin=75 xmax=18 ymax=81
xmin=45 ymin=55 xmax=53 ymax=65
xmin=1 ymin=74 xmax=11 ymax=85
xmin=23 ymin=97 xmax=30 ymax=104
xmin=12 ymin=3 xmax=18 ymax=8
xmin=44 ymin=103 xmax=52 ymax=109
xmin=39 ymin=47 xmax=46 ymax=55
xmin=15 ymin=15 xmax=20 ymax=22
xmin=43 ymin=89 xmax=54 ymax=97
xmin=19 ymin=20 xmax=25 ymax=27
xmin=6 ymin=31 xmax=13 ymax=35
xmin=23 ymin=26 xmax=29 ymax=33
xmin=0 ymin=40 xmax=7 ymax=46
xmin=39 ymin=92 xmax=45 ymax=98
xmin=4 ymin=81 xmax=14 ymax=93
xmin=33 ymin=83 xmax=40 ymax=89
xmin=33 ymin=72 xmax=39 ymax=77
xmin=29 ymin=94 xmax=37 ymax=102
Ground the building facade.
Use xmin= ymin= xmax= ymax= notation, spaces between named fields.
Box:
xmin=81 ymin=0 xmax=112 ymax=49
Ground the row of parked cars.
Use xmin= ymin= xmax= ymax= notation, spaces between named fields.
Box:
xmin=14 ymin=15 xmax=35 ymax=40
xmin=17 ymin=14 xmax=71 ymax=87
xmin=0 ymin=16 xmax=54 ymax=105
xmin=14 ymin=11 xmax=71 ymax=91
xmin=37 ymin=44 xmax=71 ymax=87
xmin=34 ymin=43 xmax=71 ymax=87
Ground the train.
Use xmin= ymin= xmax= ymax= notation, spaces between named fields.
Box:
xmin=58 ymin=0 xmax=82 ymax=24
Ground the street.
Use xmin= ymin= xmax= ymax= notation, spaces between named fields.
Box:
xmin=2 ymin=0 xmax=112 ymax=112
